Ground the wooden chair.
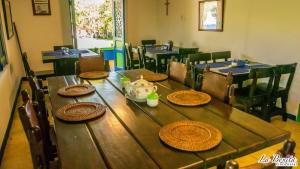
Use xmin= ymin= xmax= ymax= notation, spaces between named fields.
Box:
xmin=53 ymin=45 xmax=74 ymax=51
xmin=179 ymin=48 xmax=199 ymax=63
xmin=21 ymin=90 xmax=57 ymax=162
xmin=233 ymin=67 xmax=275 ymax=122
xmin=141 ymin=39 xmax=156 ymax=46
xmin=225 ymin=139 xmax=296 ymax=169
xmin=22 ymin=52 xmax=54 ymax=78
xmin=197 ymin=70 xmax=234 ymax=103
xmin=125 ymin=43 xmax=140 ymax=69
xmin=167 ymin=60 xmax=193 ymax=87
xmin=187 ymin=52 xmax=211 ymax=65
xmin=137 ymin=46 xmax=156 ymax=71
xmin=258 ymin=63 xmax=297 ymax=121
xmin=28 ymin=75 xmax=48 ymax=101
xmin=19 ymin=92 xmax=59 ymax=169
xmin=212 ymin=51 xmax=231 ymax=63
xmin=75 ymin=53 xmax=110 ymax=75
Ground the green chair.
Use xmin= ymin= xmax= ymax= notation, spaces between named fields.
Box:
xmin=212 ymin=51 xmax=231 ymax=63
xmin=179 ymin=48 xmax=199 ymax=63
xmin=233 ymin=67 xmax=275 ymax=122
xmin=258 ymin=63 xmax=297 ymax=121
xmin=125 ymin=43 xmax=140 ymax=69
xmin=137 ymin=46 xmax=156 ymax=71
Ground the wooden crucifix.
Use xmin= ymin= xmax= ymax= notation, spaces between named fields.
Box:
xmin=165 ymin=0 xmax=170 ymax=16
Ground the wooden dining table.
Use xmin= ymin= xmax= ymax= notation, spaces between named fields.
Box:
xmin=47 ymin=69 xmax=290 ymax=169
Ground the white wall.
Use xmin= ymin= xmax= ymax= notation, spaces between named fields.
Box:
xmin=0 ymin=1 xmax=24 ymax=147
xmin=156 ymin=0 xmax=300 ymax=116
xmin=11 ymin=0 xmax=65 ymax=72
xmin=125 ymin=0 xmax=159 ymax=45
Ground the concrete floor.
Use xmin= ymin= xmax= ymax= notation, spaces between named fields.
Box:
xmin=0 ymin=81 xmax=299 ymax=169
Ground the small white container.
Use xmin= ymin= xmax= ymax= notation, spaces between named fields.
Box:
xmin=147 ymin=98 xmax=159 ymax=107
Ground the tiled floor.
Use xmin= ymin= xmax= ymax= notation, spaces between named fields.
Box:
xmin=0 ymin=81 xmax=299 ymax=169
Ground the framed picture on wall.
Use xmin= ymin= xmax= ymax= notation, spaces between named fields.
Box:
xmin=2 ymin=0 xmax=14 ymax=39
xmin=32 ymin=0 xmax=51 ymax=16
xmin=198 ymin=0 xmax=224 ymax=31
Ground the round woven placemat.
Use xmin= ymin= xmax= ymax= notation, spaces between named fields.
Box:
xmin=56 ymin=102 xmax=106 ymax=122
xmin=159 ymin=120 xmax=222 ymax=152
xmin=57 ymin=84 xmax=95 ymax=97
xmin=167 ymin=90 xmax=211 ymax=106
xmin=142 ymin=73 xmax=168 ymax=82
xmin=79 ymin=71 xmax=109 ymax=79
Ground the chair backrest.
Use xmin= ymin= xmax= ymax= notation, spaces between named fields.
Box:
xmin=248 ymin=67 xmax=275 ymax=98
xmin=137 ymin=46 xmax=146 ymax=68
xmin=273 ymin=63 xmax=297 ymax=94
xmin=212 ymin=51 xmax=231 ymax=63
xmin=125 ymin=43 xmax=134 ymax=69
xmin=77 ymin=55 xmax=107 ymax=74
xmin=167 ymin=61 xmax=192 ymax=86
xmin=28 ymin=75 xmax=43 ymax=101
xmin=18 ymin=101 xmax=47 ymax=169
xmin=53 ymin=45 xmax=74 ymax=51
xmin=21 ymin=90 xmax=53 ymax=166
xmin=187 ymin=52 xmax=211 ymax=65
xmin=22 ymin=52 xmax=32 ymax=76
xmin=200 ymin=71 xmax=234 ymax=103
xmin=141 ymin=40 xmax=156 ymax=46
xmin=179 ymin=48 xmax=199 ymax=62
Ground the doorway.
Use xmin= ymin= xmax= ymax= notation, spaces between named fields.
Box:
xmin=71 ymin=0 xmax=114 ymax=49
xmin=69 ymin=0 xmax=126 ymax=71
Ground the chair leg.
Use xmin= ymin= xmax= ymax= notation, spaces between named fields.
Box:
xmin=263 ymin=104 xmax=271 ymax=122
xmin=281 ymin=97 xmax=288 ymax=121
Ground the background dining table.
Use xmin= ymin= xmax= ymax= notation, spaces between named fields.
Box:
xmin=42 ymin=49 xmax=98 ymax=76
xmin=47 ymin=69 xmax=290 ymax=169
xmin=143 ymin=46 xmax=180 ymax=72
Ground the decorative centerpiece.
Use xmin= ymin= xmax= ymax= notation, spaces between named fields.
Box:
xmin=125 ymin=75 xmax=158 ymax=102
xmin=147 ymin=92 xmax=159 ymax=107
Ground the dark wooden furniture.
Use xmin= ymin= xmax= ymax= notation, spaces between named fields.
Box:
xmin=178 ymin=48 xmax=199 ymax=62
xmin=225 ymin=139 xmax=296 ymax=169
xmin=75 ymin=54 xmax=110 ymax=75
xmin=233 ymin=67 xmax=275 ymax=122
xmin=22 ymin=52 xmax=54 ymax=78
xmin=42 ymin=49 xmax=98 ymax=76
xmin=137 ymin=46 xmax=156 ymax=71
xmin=187 ymin=52 xmax=211 ymax=65
xmin=167 ymin=60 xmax=193 ymax=87
xmin=145 ymin=46 xmax=180 ymax=72
xmin=141 ymin=39 xmax=156 ymax=46
xmin=47 ymin=69 xmax=290 ymax=169
xmin=53 ymin=45 xmax=74 ymax=51
xmin=125 ymin=43 xmax=141 ymax=69
xmin=258 ymin=63 xmax=297 ymax=121
xmin=198 ymin=71 xmax=234 ymax=103
xmin=212 ymin=51 xmax=231 ymax=63
xmin=19 ymin=91 xmax=59 ymax=169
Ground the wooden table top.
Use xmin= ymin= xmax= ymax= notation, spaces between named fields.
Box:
xmin=47 ymin=69 xmax=290 ymax=169
xmin=42 ymin=49 xmax=98 ymax=63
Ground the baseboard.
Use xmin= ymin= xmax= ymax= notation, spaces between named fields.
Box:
xmin=0 ymin=78 xmax=24 ymax=165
